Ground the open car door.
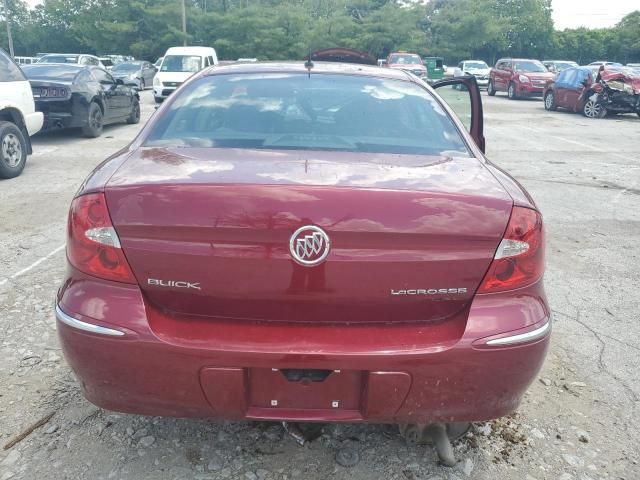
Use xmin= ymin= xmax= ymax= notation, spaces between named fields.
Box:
xmin=432 ymin=76 xmax=485 ymax=153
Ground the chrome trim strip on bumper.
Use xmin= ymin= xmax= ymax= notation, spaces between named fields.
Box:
xmin=486 ymin=319 xmax=551 ymax=346
xmin=55 ymin=304 xmax=125 ymax=337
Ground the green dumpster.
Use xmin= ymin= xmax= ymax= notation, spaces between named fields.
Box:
xmin=423 ymin=57 xmax=445 ymax=83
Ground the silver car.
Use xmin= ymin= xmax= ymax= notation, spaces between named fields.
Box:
xmin=110 ymin=61 xmax=157 ymax=90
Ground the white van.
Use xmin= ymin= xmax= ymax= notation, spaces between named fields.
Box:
xmin=153 ymin=46 xmax=218 ymax=103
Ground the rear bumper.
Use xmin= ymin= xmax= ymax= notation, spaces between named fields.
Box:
xmin=37 ymin=99 xmax=88 ymax=130
xmin=24 ymin=111 xmax=44 ymax=137
xmin=56 ymin=272 xmax=550 ymax=423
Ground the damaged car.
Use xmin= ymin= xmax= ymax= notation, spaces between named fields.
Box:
xmin=544 ymin=66 xmax=640 ymax=118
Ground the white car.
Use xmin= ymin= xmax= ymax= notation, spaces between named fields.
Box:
xmin=453 ymin=60 xmax=491 ymax=88
xmin=37 ymin=53 xmax=105 ymax=69
xmin=0 ymin=49 xmax=43 ymax=179
xmin=153 ymin=46 xmax=218 ymax=103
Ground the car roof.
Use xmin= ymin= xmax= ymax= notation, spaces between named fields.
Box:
xmin=24 ymin=63 xmax=87 ymax=72
xmin=200 ymin=61 xmax=412 ymax=81
xmin=165 ymin=46 xmax=216 ymax=55
xmin=40 ymin=53 xmax=95 ymax=57
xmin=498 ymin=58 xmax=543 ymax=62
xmin=561 ymin=66 xmax=593 ymax=72
xmin=22 ymin=63 xmax=91 ymax=81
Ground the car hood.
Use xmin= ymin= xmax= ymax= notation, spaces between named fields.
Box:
xmin=388 ymin=64 xmax=426 ymax=71
xmin=517 ymin=71 xmax=555 ymax=81
xmin=156 ymin=71 xmax=196 ymax=83
xmin=112 ymin=71 xmax=139 ymax=78
xmin=600 ymin=69 xmax=640 ymax=94
xmin=464 ymin=68 xmax=490 ymax=76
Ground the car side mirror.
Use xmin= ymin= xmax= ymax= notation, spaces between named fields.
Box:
xmin=115 ymin=78 xmax=124 ymax=85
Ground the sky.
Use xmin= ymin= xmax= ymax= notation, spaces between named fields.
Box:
xmin=552 ymin=0 xmax=637 ymax=29
xmin=20 ymin=0 xmax=639 ymax=30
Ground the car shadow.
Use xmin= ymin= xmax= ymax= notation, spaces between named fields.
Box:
xmin=31 ymin=124 xmax=131 ymax=145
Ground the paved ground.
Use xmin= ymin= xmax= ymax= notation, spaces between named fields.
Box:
xmin=1 ymin=89 xmax=639 ymax=480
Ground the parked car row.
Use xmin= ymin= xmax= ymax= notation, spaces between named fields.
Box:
xmin=543 ymin=65 xmax=640 ymax=118
xmin=482 ymin=58 xmax=639 ymax=119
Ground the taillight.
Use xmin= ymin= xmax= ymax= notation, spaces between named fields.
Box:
xmin=67 ymin=193 xmax=136 ymax=284
xmin=477 ymin=206 xmax=544 ymax=293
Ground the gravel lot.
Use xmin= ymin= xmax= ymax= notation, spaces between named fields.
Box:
xmin=1 ymin=89 xmax=639 ymax=480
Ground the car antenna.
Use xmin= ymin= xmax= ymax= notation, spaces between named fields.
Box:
xmin=304 ymin=47 xmax=313 ymax=78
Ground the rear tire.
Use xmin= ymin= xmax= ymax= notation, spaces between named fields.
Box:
xmin=544 ymin=91 xmax=557 ymax=111
xmin=487 ymin=81 xmax=496 ymax=96
xmin=0 ymin=121 xmax=27 ymax=179
xmin=508 ymin=82 xmax=518 ymax=100
xmin=126 ymin=98 xmax=141 ymax=124
xmin=583 ymin=99 xmax=606 ymax=118
xmin=154 ymin=96 xmax=163 ymax=104
xmin=82 ymin=102 xmax=104 ymax=138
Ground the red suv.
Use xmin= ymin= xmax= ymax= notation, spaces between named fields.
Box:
xmin=488 ymin=58 xmax=554 ymax=99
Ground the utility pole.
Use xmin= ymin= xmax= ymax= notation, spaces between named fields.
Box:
xmin=181 ymin=0 xmax=187 ymax=46
xmin=2 ymin=0 xmax=14 ymax=57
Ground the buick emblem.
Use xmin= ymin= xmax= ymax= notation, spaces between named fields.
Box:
xmin=289 ymin=225 xmax=330 ymax=266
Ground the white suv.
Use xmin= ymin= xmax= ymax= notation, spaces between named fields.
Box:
xmin=0 ymin=49 xmax=43 ymax=178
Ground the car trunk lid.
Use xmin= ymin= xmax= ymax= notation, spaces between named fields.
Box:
xmin=105 ymin=147 xmax=512 ymax=324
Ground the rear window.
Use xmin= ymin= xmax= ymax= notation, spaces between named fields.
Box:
xmin=389 ymin=54 xmax=422 ymax=65
xmin=0 ymin=50 xmax=26 ymax=82
xmin=145 ymin=73 xmax=470 ymax=156
xmin=22 ymin=64 xmax=81 ymax=81
xmin=38 ymin=55 xmax=79 ymax=64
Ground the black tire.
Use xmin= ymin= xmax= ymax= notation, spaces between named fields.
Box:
xmin=487 ymin=80 xmax=496 ymax=96
xmin=507 ymin=82 xmax=518 ymax=100
xmin=544 ymin=91 xmax=557 ymax=111
xmin=0 ymin=121 xmax=28 ymax=179
xmin=127 ymin=98 xmax=141 ymax=124
xmin=82 ymin=102 xmax=104 ymax=138
xmin=582 ymin=99 xmax=607 ymax=118
xmin=154 ymin=96 xmax=164 ymax=104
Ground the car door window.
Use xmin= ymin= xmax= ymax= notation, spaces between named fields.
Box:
xmin=432 ymin=77 xmax=485 ymax=152
xmin=563 ymin=69 xmax=578 ymax=88
xmin=555 ymin=70 xmax=568 ymax=88
xmin=93 ymin=69 xmax=115 ymax=86
xmin=574 ymin=69 xmax=589 ymax=88
xmin=0 ymin=50 xmax=26 ymax=81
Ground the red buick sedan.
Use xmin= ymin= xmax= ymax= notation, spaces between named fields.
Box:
xmin=56 ymin=63 xmax=549 ymax=431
